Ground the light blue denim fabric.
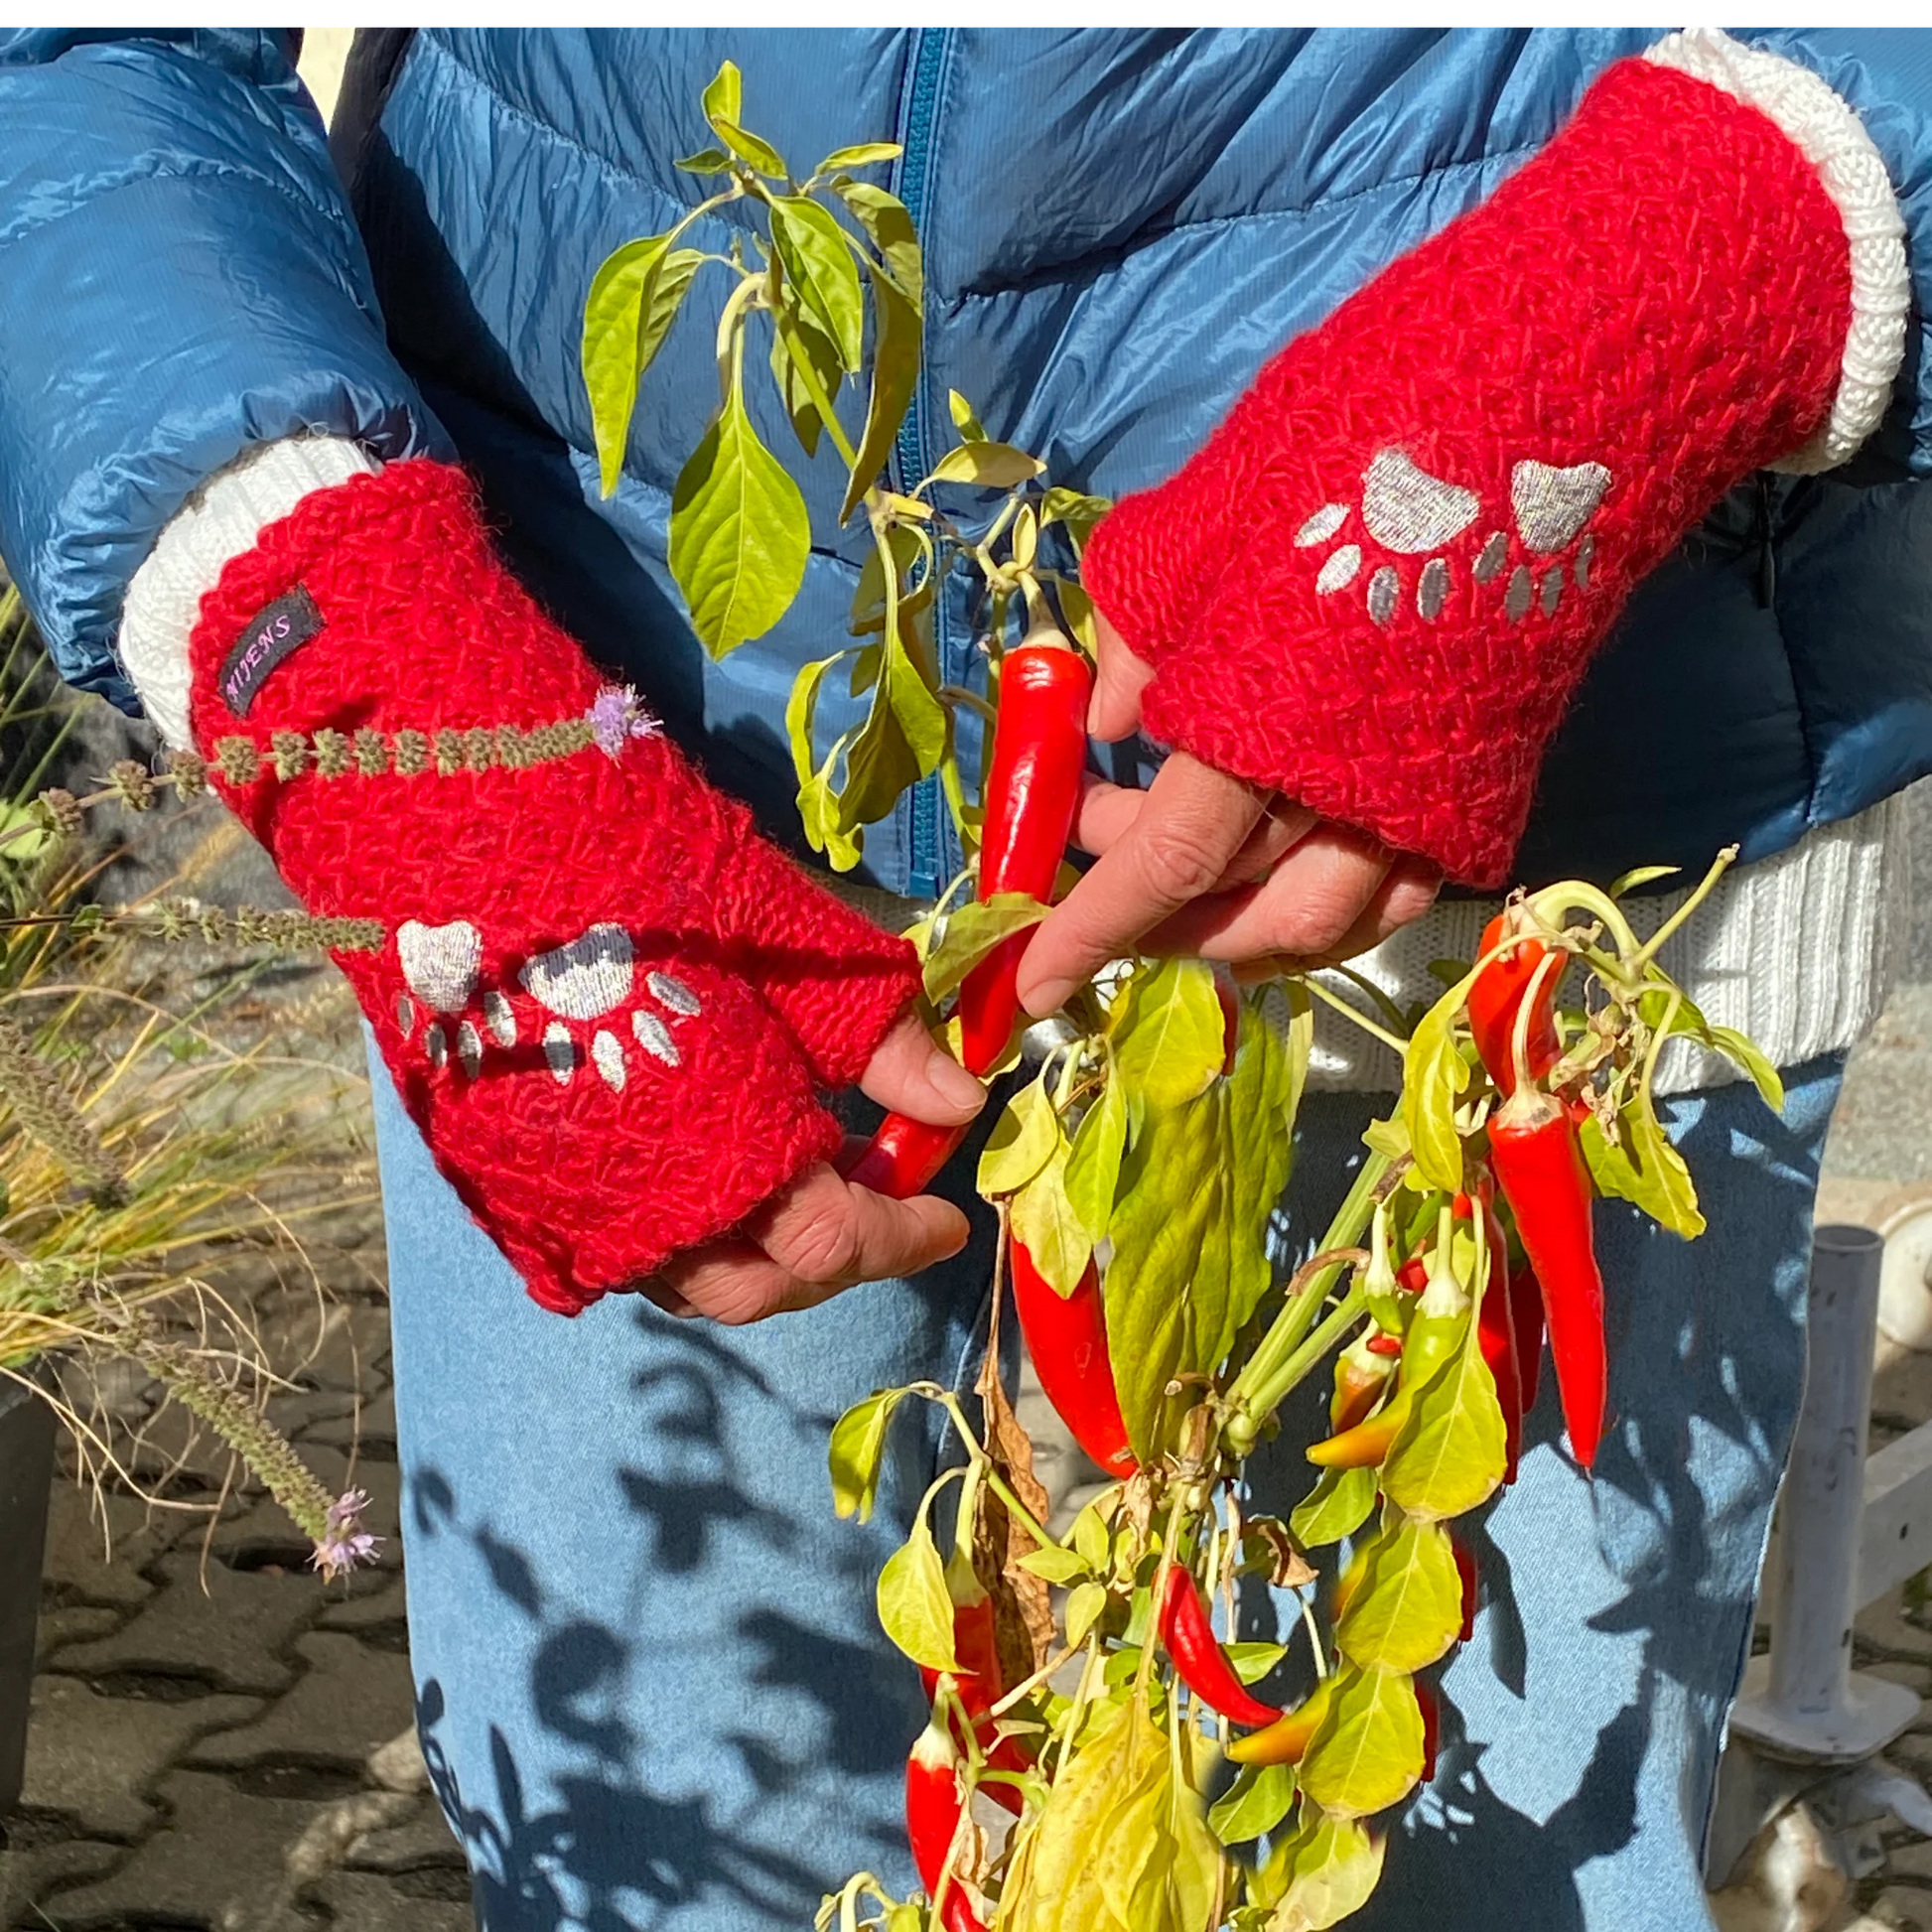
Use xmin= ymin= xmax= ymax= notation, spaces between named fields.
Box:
xmin=370 ymin=1049 xmax=1843 ymax=1932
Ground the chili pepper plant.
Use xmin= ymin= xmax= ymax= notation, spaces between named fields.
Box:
xmin=583 ymin=66 xmax=1785 ymax=1932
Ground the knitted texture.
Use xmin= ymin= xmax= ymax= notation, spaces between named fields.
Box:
xmin=185 ymin=460 xmax=919 ymax=1312
xmin=1081 ymin=57 xmax=1857 ymax=889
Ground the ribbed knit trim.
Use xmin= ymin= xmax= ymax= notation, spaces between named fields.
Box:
xmin=120 ymin=437 xmax=380 ymax=749
xmin=1309 ymin=796 xmax=1906 ymax=1096
xmin=1645 ymin=28 xmax=1908 ymax=474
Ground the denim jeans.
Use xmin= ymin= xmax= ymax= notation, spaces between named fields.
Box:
xmin=370 ymin=1049 xmax=1844 ymax=1932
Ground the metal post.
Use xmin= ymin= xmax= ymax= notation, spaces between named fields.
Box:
xmin=1729 ymin=1224 xmax=1920 ymax=1764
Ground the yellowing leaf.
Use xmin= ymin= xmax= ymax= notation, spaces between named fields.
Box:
xmin=1298 ymin=1664 xmax=1425 ymax=1821
xmin=1401 ymin=968 xmax=1475 ymax=1193
xmin=828 ymin=1387 xmax=909 ymax=1522
xmin=582 ymin=235 xmax=703 ymax=496
xmin=923 ymin=894 xmax=1049 ymax=1005
xmin=1063 ymin=1077 xmax=1128 ymax=1244
xmin=926 ymin=440 xmax=1045 ymax=490
xmin=877 ymin=1513 xmax=958 ymax=1673
xmin=1334 ymin=1515 xmax=1463 ymax=1673
xmin=818 ymin=140 xmax=901 ymax=172
xmin=1264 ymin=1810 xmax=1387 ymax=1932
xmin=1380 ymin=1330 xmax=1508 ymax=1523
xmin=978 ymin=1075 xmax=1059 ymax=1198
xmin=1013 ymin=1136 xmax=1092 ymax=1298
xmin=669 ymin=365 xmax=810 ymax=658
xmin=1208 ymin=1761 xmax=1297 ymax=1847
xmin=832 ymin=179 xmax=923 ymax=310
xmin=771 ymin=307 xmax=841 ymax=459
xmin=771 ymin=195 xmax=865 ymax=370
xmin=948 ymin=389 xmax=987 ymax=440
xmin=701 ymin=60 xmax=741 ymax=126
xmin=1290 ymin=1465 xmax=1377 ymax=1548
xmin=1110 ymin=958 xmax=1225 ymax=1111
xmin=1064 ymin=1580 xmax=1108 ymax=1648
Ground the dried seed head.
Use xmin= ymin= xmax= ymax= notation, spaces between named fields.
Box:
xmin=392 ymin=730 xmax=429 ymax=776
xmin=165 ymin=749 xmax=208 ymax=797
xmin=353 ymin=728 xmax=389 ymax=776
xmin=312 ymin=728 xmax=352 ymax=777
xmin=463 ymin=727 xmax=494 ymax=772
xmin=35 ymin=787 xmax=83 ymax=837
xmin=213 ymin=737 xmax=260 ymax=784
xmin=270 ymin=731 xmax=308 ymax=781
xmin=107 ymin=759 xmax=158 ymax=812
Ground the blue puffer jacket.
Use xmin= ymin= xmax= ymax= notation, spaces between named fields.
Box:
xmin=4 ymin=29 xmax=1932 ymax=897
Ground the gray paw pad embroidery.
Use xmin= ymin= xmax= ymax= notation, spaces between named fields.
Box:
xmin=1296 ymin=451 xmax=1609 ymax=627
xmin=394 ymin=919 xmax=701 ymax=1092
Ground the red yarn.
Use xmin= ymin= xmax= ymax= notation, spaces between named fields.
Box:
xmin=1082 ymin=60 xmax=1855 ymax=889
xmin=187 ymin=461 xmax=919 ymax=1312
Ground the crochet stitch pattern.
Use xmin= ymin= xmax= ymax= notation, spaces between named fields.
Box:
xmin=1081 ymin=56 xmax=1860 ymax=889
xmin=184 ymin=460 xmax=920 ymax=1312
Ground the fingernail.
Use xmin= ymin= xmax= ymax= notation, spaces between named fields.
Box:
xmin=927 ymin=1051 xmax=986 ymax=1114
xmin=1022 ymin=979 xmax=1071 ymax=1020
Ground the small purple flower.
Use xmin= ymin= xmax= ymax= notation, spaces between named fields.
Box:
xmin=589 ymin=684 xmax=662 ymax=758
xmin=311 ymin=1487 xmax=382 ymax=1581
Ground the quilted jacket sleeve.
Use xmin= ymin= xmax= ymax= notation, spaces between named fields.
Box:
xmin=0 ymin=30 xmax=447 ymax=712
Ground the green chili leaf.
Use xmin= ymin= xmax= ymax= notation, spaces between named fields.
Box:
xmin=1297 ymin=1663 xmax=1425 ymax=1821
xmin=1334 ymin=1514 xmax=1464 ymax=1674
xmin=1039 ymin=486 xmax=1113 ymax=555
xmin=925 ymin=440 xmax=1046 ymax=490
xmin=877 ymin=1511 xmax=959 ymax=1672
xmin=1380 ymin=1322 xmax=1508 ymax=1523
xmin=583 ymin=235 xmax=703 ymax=497
xmin=701 ymin=60 xmax=741 ymax=126
xmin=1579 ymin=1103 xmax=1705 ymax=1239
xmin=1063 ymin=1579 xmax=1109 ymax=1649
xmin=1708 ymin=1026 xmax=1783 ymax=1111
xmin=923 ymin=894 xmax=1050 ymax=1005
xmin=1226 ymin=1641 xmax=1289 ymax=1685
xmin=770 ymin=308 xmax=841 ymax=459
xmin=1054 ymin=576 xmax=1100 ymax=652
xmin=1401 ymin=967 xmax=1476 ymax=1193
xmin=1261 ymin=1807 xmax=1388 ymax=1930
xmin=668 ymin=364 xmax=810 ymax=657
xmin=710 ymin=114 xmax=788 ymax=178
xmin=1290 ymin=1464 xmax=1378 ymax=1547
xmin=828 ymin=1386 xmax=910 ymax=1522
xmin=1070 ymin=1499 xmax=1112 ymax=1570
xmin=771 ymin=195 xmax=865 ymax=370
xmin=840 ymin=261 xmax=921 ymax=522
xmin=947 ymin=389 xmax=987 ymax=441
xmin=674 ymin=145 xmax=733 ymax=174
xmin=978 ymin=1073 xmax=1060 ymax=1197
xmin=831 ymin=178 xmax=923 ymax=309
xmin=1018 ymin=1543 xmax=1091 ymax=1586
xmin=1208 ymin=1760 xmax=1297 ymax=1847
xmin=1063 ymin=1075 xmax=1128 ymax=1243
xmin=817 ymin=140 xmax=902 ymax=172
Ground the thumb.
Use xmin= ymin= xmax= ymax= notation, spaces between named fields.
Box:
xmin=859 ymin=1011 xmax=986 ymax=1126
xmin=1088 ymin=611 xmax=1156 ymax=741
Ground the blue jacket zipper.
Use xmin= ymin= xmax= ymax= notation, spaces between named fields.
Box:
xmin=892 ymin=27 xmax=953 ymax=899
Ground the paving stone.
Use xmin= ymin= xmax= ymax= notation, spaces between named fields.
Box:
xmin=302 ymin=1386 xmax=398 ymax=1454
xmin=267 ymin=1386 xmax=361 ymax=1444
xmin=189 ymin=1632 xmax=417 ymax=1770
xmin=34 ymin=1605 xmax=120 ymax=1664
xmin=316 ymin=1569 xmax=408 ymax=1639
xmin=1861 ymin=1589 xmax=1932 ymax=1663
xmin=56 ymin=1549 xmax=321 ymax=1695
xmin=45 ymin=1769 xmax=316 ymax=1929
xmin=309 ymin=1868 xmax=475 ymax=1932
xmin=40 ymin=1484 xmax=185 ymax=1609
xmin=18 ymin=1676 xmax=259 ymax=1839
xmin=0 ymin=1830 xmax=127 ymax=1928
xmin=258 ymin=1295 xmax=393 ymax=1397
xmin=344 ymin=1803 xmax=465 ymax=1875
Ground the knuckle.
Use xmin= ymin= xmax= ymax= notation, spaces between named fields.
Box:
xmin=775 ymin=1207 xmax=865 ymax=1286
xmin=1138 ymin=818 xmax=1231 ymax=902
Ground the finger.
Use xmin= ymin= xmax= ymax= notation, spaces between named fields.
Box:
xmin=1088 ymin=612 xmax=1155 ymax=741
xmin=1073 ymin=782 xmax=1316 ymax=892
xmin=859 ymin=1011 xmax=986 ymax=1124
xmin=1017 ymin=753 xmax=1269 ymax=1015
xmin=1272 ymin=857 xmax=1444 ymax=971
xmin=1140 ymin=824 xmax=1396 ymax=964
xmin=639 ymin=1280 xmax=701 ymax=1318
xmin=750 ymin=1163 xmax=971 ymax=1290
xmin=653 ymin=1237 xmax=806 ymax=1324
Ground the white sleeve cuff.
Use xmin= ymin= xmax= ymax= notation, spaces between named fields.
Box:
xmin=1644 ymin=27 xmax=1909 ymax=476
xmin=119 ymin=436 xmax=380 ymax=749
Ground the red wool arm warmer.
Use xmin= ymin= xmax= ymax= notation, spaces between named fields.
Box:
xmin=184 ymin=460 xmax=918 ymax=1313
xmin=1081 ymin=34 xmax=1907 ymax=889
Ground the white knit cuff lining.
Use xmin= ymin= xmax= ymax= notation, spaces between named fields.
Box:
xmin=1644 ymin=27 xmax=1908 ymax=476
xmin=119 ymin=436 xmax=380 ymax=749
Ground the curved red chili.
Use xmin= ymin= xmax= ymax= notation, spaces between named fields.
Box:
xmin=1469 ymin=911 xmax=1563 ymax=1098
xmin=905 ymin=1714 xmax=987 ymax=1932
xmin=919 ymin=1591 xmax=1026 ymax=1818
xmin=843 ymin=1114 xmax=967 ymax=1200
xmin=1010 ymin=1248 xmax=1137 ymax=1479
xmin=1510 ymin=1264 xmax=1546 ymax=1416
xmin=1158 ymin=1565 xmax=1282 ymax=1729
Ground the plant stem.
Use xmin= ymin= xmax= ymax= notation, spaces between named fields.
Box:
xmin=1626 ymin=844 xmax=1739 ymax=973
xmin=773 ymin=307 xmax=860 ymax=471
xmin=1241 ymin=1280 xmax=1369 ymax=1430
xmin=1296 ymin=973 xmax=1409 ymax=1054
xmin=983 ymin=1465 xmax=1061 ymax=1552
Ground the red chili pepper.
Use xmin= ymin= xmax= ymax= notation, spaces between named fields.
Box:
xmin=1490 ymin=1087 xmax=1604 ymax=1468
xmin=1010 ymin=1248 xmax=1137 ymax=1479
xmin=1474 ymin=1217 xmax=1524 ymax=1483
xmin=1453 ymin=1539 xmax=1478 ymax=1645
xmin=1468 ymin=911 xmax=1563 ymax=1098
xmin=1510 ymin=1264 xmax=1546 ymax=1416
xmin=843 ymin=1114 xmax=967 ymax=1199
xmin=906 ymin=1714 xmax=987 ymax=1932
xmin=919 ymin=1591 xmax=1026 ymax=1817
xmin=1417 ymin=1676 xmax=1442 ymax=1783
xmin=1158 ymin=1565 xmax=1282 ymax=1729
xmin=1397 ymin=1255 xmax=1430 ymax=1295
xmin=1331 ymin=1333 xmax=1395 ymax=1433
xmin=956 ymin=640 xmax=1093 ymax=1073
xmin=1225 ymin=1677 xmax=1335 ymax=1767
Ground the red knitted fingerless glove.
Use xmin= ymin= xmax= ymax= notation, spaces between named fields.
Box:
xmin=187 ymin=460 xmax=918 ymax=1313
xmin=1082 ymin=53 xmax=1867 ymax=888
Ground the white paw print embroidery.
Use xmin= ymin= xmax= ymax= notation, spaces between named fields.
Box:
xmin=393 ymin=919 xmax=701 ymax=1092
xmin=1296 ymin=449 xmax=1611 ymax=625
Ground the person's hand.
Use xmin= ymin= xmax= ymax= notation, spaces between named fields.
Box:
xmin=1015 ymin=617 xmax=1441 ymax=1018
xmin=642 ymin=1012 xmax=983 ymax=1323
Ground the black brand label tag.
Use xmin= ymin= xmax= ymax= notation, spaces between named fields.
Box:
xmin=219 ymin=586 xmax=323 ymax=717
